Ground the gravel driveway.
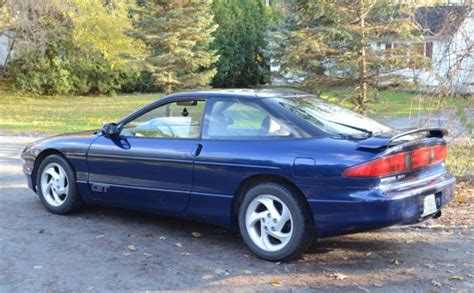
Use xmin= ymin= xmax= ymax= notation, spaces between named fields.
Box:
xmin=1 ymin=135 xmax=473 ymax=292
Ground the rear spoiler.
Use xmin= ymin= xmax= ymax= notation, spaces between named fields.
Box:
xmin=357 ymin=128 xmax=448 ymax=150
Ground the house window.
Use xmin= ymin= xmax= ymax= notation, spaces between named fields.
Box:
xmin=425 ymin=42 xmax=433 ymax=59
xmin=411 ymin=43 xmax=424 ymax=56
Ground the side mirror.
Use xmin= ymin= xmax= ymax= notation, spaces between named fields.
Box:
xmin=101 ymin=123 xmax=119 ymax=137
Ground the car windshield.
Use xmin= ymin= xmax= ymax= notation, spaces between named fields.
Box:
xmin=277 ymin=96 xmax=391 ymax=137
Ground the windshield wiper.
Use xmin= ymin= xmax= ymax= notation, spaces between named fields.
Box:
xmin=326 ymin=120 xmax=373 ymax=137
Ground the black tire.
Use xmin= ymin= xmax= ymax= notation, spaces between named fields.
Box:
xmin=36 ymin=154 xmax=83 ymax=214
xmin=238 ymin=183 xmax=315 ymax=261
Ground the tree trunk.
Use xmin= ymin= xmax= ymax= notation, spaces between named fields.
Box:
xmin=357 ymin=0 xmax=368 ymax=114
xmin=167 ymin=72 xmax=172 ymax=94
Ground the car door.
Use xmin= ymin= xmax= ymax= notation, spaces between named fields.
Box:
xmin=187 ymin=97 xmax=297 ymax=224
xmin=87 ymin=98 xmax=206 ymax=213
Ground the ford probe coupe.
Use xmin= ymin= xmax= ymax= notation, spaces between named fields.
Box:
xmin=21 ymin=89 xmax=455 ymax=261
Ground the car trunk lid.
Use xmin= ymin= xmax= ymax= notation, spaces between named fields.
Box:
xmin=343 ymin=128 xmax=449 ymax=178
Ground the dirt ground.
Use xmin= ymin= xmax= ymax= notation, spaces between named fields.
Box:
xmin=0 ymin=135 xmax=473 ymax=292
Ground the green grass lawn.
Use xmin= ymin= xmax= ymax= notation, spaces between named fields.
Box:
xmin=0 ymin=92 xmax=161 ymax=133
xmin=0 ymin=90 xmax=471 ymax=134
xmin=321 ymin=90 xmax=471 ymax=118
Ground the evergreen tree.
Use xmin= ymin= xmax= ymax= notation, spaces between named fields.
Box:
xmin=132 ymin=0 xmax=218 ymax=94
xmin=211 ymin=0 xmax=271 ymax=88
xmin=282 ymin=0 xmax=427 ymax=113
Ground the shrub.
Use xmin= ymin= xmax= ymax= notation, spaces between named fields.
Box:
xmin=4 ymin=51 xmax=137 ymax=95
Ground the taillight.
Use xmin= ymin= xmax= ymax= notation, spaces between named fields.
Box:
xmin=344 ymin=144 xmax=448 ymax=177
xmin=410 ymin=147 xmax=432 ymax=169
xmin=343 ymin=152 xmax=407 ymax=177
xmin=432 ymin=144 xmax=447 ymax=162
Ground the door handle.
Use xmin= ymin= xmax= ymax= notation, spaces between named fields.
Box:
xmin=193 ymin=144 xmax=203 ymax=157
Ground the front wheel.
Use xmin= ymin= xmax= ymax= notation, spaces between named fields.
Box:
xmin=238 ymin=183 xmax=315 ymax=261
xmin=36 ymin=154 xmax=83 ymax=214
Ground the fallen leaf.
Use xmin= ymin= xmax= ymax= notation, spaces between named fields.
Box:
xmin=33 ymin=265 xmax=43 ymax=270
xmin=176 ymin=243 xmax=183 ymax=248
xmin=202 ymin=274 xmax=214 ymax=280
xmin=449 ymin=275 xmax=464 ymax=281
xmin=423 ymin=263 xmax=436 ymax=269
xmin=390 ymin=259 xmax=400 ymax=265
xmin=191 ymin=232 xmax=202 ymax=238
xmin=431 ymin=280 xmax=442 ymax=287
xmin=243 ymin=270 xmax=252 ymax=275
xmin=127 ymin=245 xmax=137 ymax=251
xmin=365 ymin=252 xmax=372 ymax=257
xmin=327 ymin=272 xmax=348 ymax=280
xmin=404 ymin=268 xmax=415 ymax=275
xmin=95 ymin=235 xmax=105 ymax=239
xmin=144 ymin=252 xmax=153 ymax=257
xmin=270 ymin=279 xmax=281 ymax=286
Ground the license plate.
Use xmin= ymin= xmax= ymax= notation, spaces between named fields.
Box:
xmin=421 ymin=194 xmax=437 ymax=217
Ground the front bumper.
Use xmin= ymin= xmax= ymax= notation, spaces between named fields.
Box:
xmin=309 ymin=172 xmax=456 ymax=238
xmin=21 ymin=150 xmax=36 ymax=192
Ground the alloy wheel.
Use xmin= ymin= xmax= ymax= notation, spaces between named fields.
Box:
xmin=40 ymin=163 xmax=69 ymax=207
xmin=245 ymin=194 xmax=293 ymax=252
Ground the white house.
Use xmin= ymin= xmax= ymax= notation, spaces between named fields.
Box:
xmin=386 ymin=6 xmax=474 ymax=94
xmin=0 ymin=33 xmax=12 ymax=70
xmin=271 ymin=5 xmax=474 ymax=94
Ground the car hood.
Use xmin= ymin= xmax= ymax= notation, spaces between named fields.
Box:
xmin=23 ymin=130 xmax=100 ymax=157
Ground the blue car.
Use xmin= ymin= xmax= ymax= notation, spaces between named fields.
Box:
xmin=22 ymin=89 xmax=455 ymax=261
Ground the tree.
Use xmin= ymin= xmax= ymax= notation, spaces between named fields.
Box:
xmin=131 ymin=0 xmax=218 ymax=94
xmin=0 ymin=0 xmax=11 ymax=31
xmin=281 ymin=0 xmax=427 ymax=113
xmin=211 ymin=0 xmax=271 ymax=88
xmin=1 ymin=0 xmax=142 ymax=95
xmin=69 ymin=0 xmax=143 ymax=67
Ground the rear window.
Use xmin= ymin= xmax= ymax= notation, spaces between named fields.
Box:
xmin=276 ymin=96 xmax=391 ymax=137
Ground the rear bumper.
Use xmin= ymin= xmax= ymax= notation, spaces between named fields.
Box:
xmin=309 ymin=172 xmax=456 ymax=238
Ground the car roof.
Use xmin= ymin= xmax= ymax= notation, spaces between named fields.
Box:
xmin=167 ymin=88 xmax=315 ymax=100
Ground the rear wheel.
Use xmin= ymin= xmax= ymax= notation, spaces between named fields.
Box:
xmin=36 ymin=154 xmax=83 ymax=214
xmin=238 ymin=183 xmax=314 ymax=261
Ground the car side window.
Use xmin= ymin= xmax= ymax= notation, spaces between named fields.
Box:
xmin=203 ymin=99 xmax=291 ymax=139
xmin=121 ymin=100 xmax=205 ymax=139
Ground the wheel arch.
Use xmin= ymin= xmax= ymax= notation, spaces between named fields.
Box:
xmin=32 ymin=149 xmax=71 ymax=191
xmin=231 ymin=173 xmax=310 ymax=230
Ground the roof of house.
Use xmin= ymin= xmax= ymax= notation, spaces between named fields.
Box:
xmin=415 ymin=6 xmax=470 ymax=36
